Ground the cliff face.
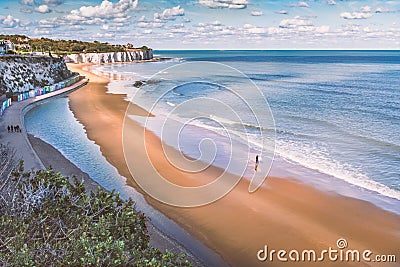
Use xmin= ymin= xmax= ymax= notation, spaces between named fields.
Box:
xmin=65 ymin=50 xmax=153 ymax=64
xmin=0 ymin=56 xmax=72 ymax=93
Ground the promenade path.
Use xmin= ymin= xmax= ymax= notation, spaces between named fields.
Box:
xmin=0 ymin=78 xmax=89 ymax=170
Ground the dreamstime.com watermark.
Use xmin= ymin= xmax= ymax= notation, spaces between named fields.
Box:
xmin=257 ymin=238 xmax=397 ymax=263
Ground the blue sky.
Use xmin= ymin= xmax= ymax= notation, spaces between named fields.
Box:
xmin=0 ymin=0 xmax=399 ymax=49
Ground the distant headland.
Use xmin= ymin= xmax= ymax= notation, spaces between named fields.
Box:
xmin=0 ymin=35 xmax=153 ymax=94
xmin=0 ymin=34 xmax=152 ymax=56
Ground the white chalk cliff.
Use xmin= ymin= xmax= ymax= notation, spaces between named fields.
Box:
xmin=0 ymin=56 xmax=72 ymax=93
xmin=66 ymin=50 xmax=153 ymax=64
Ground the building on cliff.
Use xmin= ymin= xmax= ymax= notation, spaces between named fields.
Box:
xmin=0 ymin=40 xmax=15 ymax=55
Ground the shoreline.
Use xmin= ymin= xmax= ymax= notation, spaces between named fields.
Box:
xmin=66 ymin=63 xmax=400 ymax=266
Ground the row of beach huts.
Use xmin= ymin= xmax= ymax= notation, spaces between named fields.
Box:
xmin=0 ymin=74 xmax=81 ymax=116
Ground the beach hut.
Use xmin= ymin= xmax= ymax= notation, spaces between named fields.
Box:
xmin=22 ymin=92 xmax=29 ymax=101
xmin=35 ymin=88 xmax=45 ymax=96
xmin=29 ymin=90 xmax=35 ymax=98
xmin=0 ymin=98 xmax=12 ymax=116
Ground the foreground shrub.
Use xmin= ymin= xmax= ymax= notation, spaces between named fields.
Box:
xmin=0 ymin=157 xmax=191 ymax=267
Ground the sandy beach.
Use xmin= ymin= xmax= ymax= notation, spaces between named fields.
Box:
xmin=67 ymin=63 xmax=400 ymax=267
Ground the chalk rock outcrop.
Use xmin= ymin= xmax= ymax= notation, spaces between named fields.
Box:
xmin=66 ymin=50 xmax=153 ymax=64
xmin=0 ymin=56 xmax=72 ymax=93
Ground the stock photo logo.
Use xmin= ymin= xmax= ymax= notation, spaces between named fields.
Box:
xmin=122 ymin=62 xmax=276 ymax=207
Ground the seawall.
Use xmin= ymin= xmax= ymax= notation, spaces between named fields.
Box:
xmin=0 ymin=77 xmax=88 ymax=170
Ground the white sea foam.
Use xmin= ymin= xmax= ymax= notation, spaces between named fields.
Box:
xmin=134 ymin=112 xmax=400 ymax=201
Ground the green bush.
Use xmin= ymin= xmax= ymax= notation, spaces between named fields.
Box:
xmin=0 ymin=160 xmax=191 ymax=267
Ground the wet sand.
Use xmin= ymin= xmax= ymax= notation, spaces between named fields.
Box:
xmin=67 ymin=63 xmax=400 ymax=267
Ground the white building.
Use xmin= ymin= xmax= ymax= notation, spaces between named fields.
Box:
xmin=0 ymin=40 xmax=15 ymax=55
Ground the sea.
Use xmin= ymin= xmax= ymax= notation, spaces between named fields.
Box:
xmin=26 ymin=50 xmax=400 ymax=215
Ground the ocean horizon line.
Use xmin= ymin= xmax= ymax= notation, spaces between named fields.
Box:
xmin=154 ymin=49 xmax=400 ymax=52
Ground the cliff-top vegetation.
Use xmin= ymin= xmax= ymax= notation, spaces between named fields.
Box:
xmin=0 ymin=34 xmax=151 ymax=54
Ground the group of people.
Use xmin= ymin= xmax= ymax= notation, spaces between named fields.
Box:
xmin=7 ymin=125 xmax=21 ymax=133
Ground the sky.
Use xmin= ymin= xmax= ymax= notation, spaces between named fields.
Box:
xmin=0 ymin=0 xmax=399 ymax=49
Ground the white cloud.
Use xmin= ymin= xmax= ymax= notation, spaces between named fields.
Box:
xmin=0 ymin=15 xmax=21 ymax=28
xmin=33 ymin=28 xmax=50 ymax=35
xmin=137 ymin=6 xmax=184 ymax=30
xmin=198 ymin=0 xmax=248 ymax=9
xmin=20 ymin=8 xmax=33 ymax=13
xmin=340 ymin=12 xmax=372 ymax=19
xmin=363 ymin=27 xmax=371 ymax=32
xmin=326 ymin=0 xmax=336 ymax=5
xmin=360 ymin=6 xmax=371 ymax=13
xmin=20 ymin=0 xmax=35 ymax=5
xmin=375 ymin=7 xmax=393 ymax=13
xmin=242 ymin=24 xmax=267 ymax=34
xmin=38 ymin=19 xmax=60 ymax=28
xmin=315 ymin=25 xmax=330 ymax=33
xmin=37 ymin=0 xmax=137 ymax=27
xmin=101 ymin=24 xmax=109 ymax=30
xmin=342 ymin=24 xmax=360 ymax=32
xmin=170 ymin=28 xmax=188 ymax=34
xmin=279 ymin=16 xmax=313 ymax=28
xmin=211 ymin=20 xmax=222 ymax=25
xmin=154 ymin=5 xmax=184 ymax=20
xmin=171 ymin=23 xmax=185 ymax=28
xmin=143 ymin=29 xmax=153 ymax=34
xmin=35 ymin=4 xmax=51 ymax=13
xmin=70 ymin=0 xmax=137 ymax=19
xmin=21 ymin=0 xmax=63 ymax=6
xmin=42 ymin=0 xmax=63 ymax=6
xmin=69 ymin=25 xmax=85 ymax=31
xmin=340 ymin=6 xmax=373 ymax=20
xmin=137 ymin=19 xmax=165 ymax=28
xmin=251 ymin=11 xmax=263 ymax=16
xmin=297 ymin=1 xmax=309 ymax=8
xmin=95 ymin=32 xmax=113 ymax=38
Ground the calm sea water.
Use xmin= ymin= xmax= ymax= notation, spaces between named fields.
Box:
xmin=94 ymin=50 xmax=400 ymax=213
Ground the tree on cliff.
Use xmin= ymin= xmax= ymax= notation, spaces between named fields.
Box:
xmin=0 ymin=144 xmax=191 ymax=266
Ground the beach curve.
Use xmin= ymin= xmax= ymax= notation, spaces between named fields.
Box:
xmin=66 ymin=63 xmax=400 ymax=266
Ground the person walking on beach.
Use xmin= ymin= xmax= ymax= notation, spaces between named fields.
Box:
xmin=255 ymin=155 xmax=259 ymax=171
xmin=10 ymin=125 xmax=13 ymax=133
xmin=7 ymin=125 xmax=10 ymax=133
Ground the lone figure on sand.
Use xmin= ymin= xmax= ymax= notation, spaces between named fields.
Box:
xmin=255 ymin=155 xmax=259 ymax=171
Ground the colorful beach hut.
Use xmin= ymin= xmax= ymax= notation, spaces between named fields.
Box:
xmin=0 ymin=98 xmax=12 ymax=116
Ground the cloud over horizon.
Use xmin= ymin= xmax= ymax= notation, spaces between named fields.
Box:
xmin=198 ymin=0 xmax=248 ymax=9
